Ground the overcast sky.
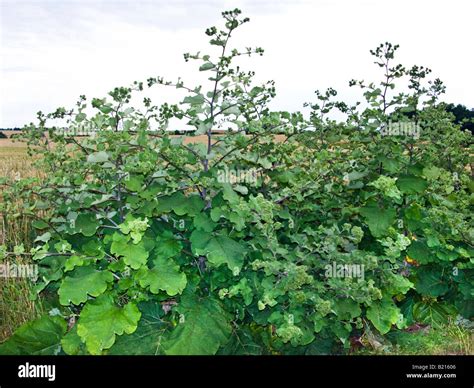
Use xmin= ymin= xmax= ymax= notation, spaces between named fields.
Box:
xmin=1 ymin=0 xmax=473 ymax=128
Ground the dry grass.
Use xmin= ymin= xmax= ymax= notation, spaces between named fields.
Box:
xmin=0 ymin=141 xmax=44 ymax=342
xmin=0 ymin=143 xmax=42 ymax=180
xmin=0 ymin=262 xmax=44 ymax=341
xmin=0 ymin=143 xmax=43 ymax=249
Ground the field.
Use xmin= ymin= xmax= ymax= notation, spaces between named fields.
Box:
xmin=0 ymin=141 xmax=44 ymax=340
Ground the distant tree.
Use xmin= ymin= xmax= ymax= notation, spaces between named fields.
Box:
xmin=393 ymin=102 xmax=473 ymax=137
xmin=445 ymin=103 xmax=474 ymax=135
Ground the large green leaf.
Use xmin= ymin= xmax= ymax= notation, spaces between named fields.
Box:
xmin=34 ymin=255 xmax=69 ymax=292
xmin=399 ymin=295 xmax=416 ymax=326
xmin=0 ymin=315 xmax=66 ymax=355
xmin=222 ymin=183 xmax=240 ymax=205
xmin=191 ymin=232 xmax=246 ymax=273
xmin=413 ymin=301 xmax=457 ymax=328
xmin=77 ymin=295 xmax=141 ymax=354
xmin=193 ymin=212 xmax=216 ymax=232
xmin=422 ymin=166 xmax=442 ymax=180
xmin=378 ymin=156 xmax=401 ymax=173
xmin=86 ymin=151 xmax=109 ymax=164
xmin=162 ymin=294 xmax=231 ymax=355
xmin=124 ymin=174 xmax=145 ymax=192
xmin=366 ymin=299 xmax=400 ymax=334
xmin=107 ymin=301 xmax=168 ymax=355
xmin=58 ymin=266 xmax=114 ymax=305
xmin=396 ymin=174 xmax=428 ymax=194
xmin=454 ymin=269 xmax=474 ymax=299
xmin=61 ymin=326 xmax=88 ymax=355
xmin=384 ymin=273 xmax=414 ymax=295
xmin=455 ymin=299 xmax=474 ymax=319
xmin=333 ymin=299 xmax=361 ymax=320
xmin=189 ymin=229 xmax=211 ymax=251
xmin=74 ymin=212 xmax=100 ymax=237
xmin=218 ymin=328 xmax=263 ymax=355
xmin=155 ymin=192 xmax=203 ymax=216
xmin=415 ymin=266 xmax=449 ymax=297
xmin=136 ymin=256 xmax=187 ymax=296
xmin=206 ymin=236 xmax=246 ymax=272
xmin=360 ymin=204 xmax=396 ymax=238
xmin=407 ymin=241 xmax=433 ymax=264
xmin=155 ymin=231 xmax=183 ymax=259
xmin=110 ymin=234 xmax=149 ymax=269
xmin=436 ymin=249 xmax=458 ymax=262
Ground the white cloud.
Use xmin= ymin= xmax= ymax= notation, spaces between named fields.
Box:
xmin=1 ymin=0 xmax=473 ymax=127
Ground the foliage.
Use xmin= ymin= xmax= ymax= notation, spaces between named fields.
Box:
xmin=444 ymin=103 xmax=474 ymax=136
xmin=0 ymin=9 xmax=472 ymax=355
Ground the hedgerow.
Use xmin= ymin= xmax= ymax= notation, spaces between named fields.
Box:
xmin=0 ymin=9 xmax=472 ymax=355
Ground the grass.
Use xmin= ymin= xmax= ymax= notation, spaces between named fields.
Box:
xmin=0 ymin=141 xmax=44 ymax=342
xmin=0 ymin=145 xmax=40 ymax=180
xmin=0 ymin=144 xmax=43 ymax=249
xmin=355 ymin=321 xmax=474 ymax=355
xmin=0 ymin=261 xmax=44 ymax=341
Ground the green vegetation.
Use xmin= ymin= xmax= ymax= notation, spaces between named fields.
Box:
xmin=0 ymin=9 xmax=472 ymax=355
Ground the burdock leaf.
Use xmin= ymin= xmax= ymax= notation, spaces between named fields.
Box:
xmin=77 ymin=295 xmax=141 ymax=355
